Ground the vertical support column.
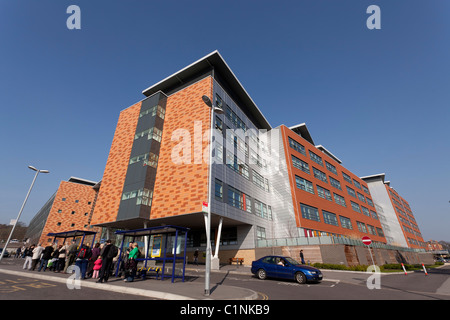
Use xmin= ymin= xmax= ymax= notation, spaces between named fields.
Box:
xmin=211 ymin=217 xmax=223 ymax=270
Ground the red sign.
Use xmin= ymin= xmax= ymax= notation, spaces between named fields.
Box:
xmin=202 ymin=201 xmax=208 ymax=207
xmin=362 ymin=236 xmax=372 ymax=246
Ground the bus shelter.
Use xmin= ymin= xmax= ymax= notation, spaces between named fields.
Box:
xmin=47 ymin=230 xmax=97 ymax=248
xmin=114 ymin=225 xmax=189 ymax=283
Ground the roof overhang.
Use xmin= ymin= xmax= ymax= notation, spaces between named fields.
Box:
xmin=141 ymin=50 xmax=271 ymax=130
xmin=316 ymin=145 xmax=342 ymax=164
xmin=360 ymin=173 xmax=386 ymax=183
xmin=288 ymin=123 xmax=315 ymax=145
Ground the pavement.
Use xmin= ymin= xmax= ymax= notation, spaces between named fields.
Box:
xmin=0 ymin=258 xmax=258 ymax=300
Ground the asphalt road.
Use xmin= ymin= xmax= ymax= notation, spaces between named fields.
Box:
xmin=199 ymin=265 xmax=450 ymax=300
xmin=0 ymin=272 xmax=156 ymax=300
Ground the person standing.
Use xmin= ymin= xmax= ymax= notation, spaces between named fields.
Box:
xmin=124 ymin=243 xmax=139 ymax=282
xmin=75 ymin=242 xmax=92 ymax=279
xmin=300 ymin=249 xmax=305 ymax=264
xmin=97 ymin=240 xmax=118 ymax=283
xmin=38 ymin=243 xmax=54 ymax=272
xmin=193 ymin=249 xmax=199 ymax=265
xmin=22 ymin=245 xmax=34 ymax=270
xmin=56 ymin=243 xmax=68 ymax=273
xmin=63 ymin=240 xmax=78 ymax=273
xmin=31 ymin=243 xmax=44 ymax=271
xmin=86 ymin=242 xmax=101 ymax=278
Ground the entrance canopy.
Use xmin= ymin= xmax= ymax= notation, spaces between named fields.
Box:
xmin=115 ymin=225 xmax=189 ymax=282
xmin=47 ymin=230 xmax=97 ymax=247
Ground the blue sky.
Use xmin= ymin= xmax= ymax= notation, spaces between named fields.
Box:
xmin=0 ymin=1 xmax=449 ymax=241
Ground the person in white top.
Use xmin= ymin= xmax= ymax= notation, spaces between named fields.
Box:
xmin=31 ymin=243 xmax=44 ymax=270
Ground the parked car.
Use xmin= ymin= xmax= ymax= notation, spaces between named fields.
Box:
xmin=251 ymin=255 xmax=323 ymax=284
xmin=0 ymin=248 xmax=10 ymax=258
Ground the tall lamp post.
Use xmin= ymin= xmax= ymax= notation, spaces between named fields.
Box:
xmin=201 ymin=94 xmax=223 ymax=296
xmin=0 ymin=166 xmax=49 ymax=262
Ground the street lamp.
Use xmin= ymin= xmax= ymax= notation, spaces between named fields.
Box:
xmin=0 ymin=165 xmax=49 ymax=262
xmin=202 ymin=94 xmax=223 ymax=296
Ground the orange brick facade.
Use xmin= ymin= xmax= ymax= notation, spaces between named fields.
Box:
xmin=280 ymin=125 xmax=387 ymax=243
xmin=91 ymin=76 xmax=213 ymax=226
xmin=150 ymin=76 xmax=212 ymax=219
xmin=38 ymin=181 xmax=99 ymax=244
xmin=90 ymin=102 xmax=142 ymax=226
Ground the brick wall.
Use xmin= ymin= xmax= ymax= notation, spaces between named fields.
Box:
xmin=150 ymin=76 xmax=213 ymax=219
xmin=39 ymin=181 xmax=99 ymax=244
xmin=91 ymin=102 xmax=142 ymax=225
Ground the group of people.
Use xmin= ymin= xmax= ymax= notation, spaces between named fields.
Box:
xmin=20 ymin=240 xmax=142 ymax=283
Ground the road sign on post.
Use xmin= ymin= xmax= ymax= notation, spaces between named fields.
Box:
xmin=202 ymin=201 xmax=208 ymax=213
xmin=362 ymin=236 xmax=372 ymax=246
xmin=362 ymin=236 xmax=376 ymax=268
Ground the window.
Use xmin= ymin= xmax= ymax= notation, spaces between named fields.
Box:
xmin=353 ymin=179 xmax=362 ymax=190
xmin=317 ymin=185 xmax=332 ymax=201
xmin=309 ymin=151 xmax=323 ymax=166
xmin=300 ymin=204 xmax=320 ymax=222
xmin=329 ymin=177 xmax=341 ymax=190
xmin=366 ymin=198 xmax=374 ymax=207
xmin=313 ymin=167 xmax=328 ymax=183
xmin=357 ymin=221 xmax=367 ymax=233
xmin=325 ymin=161 xmax=337 ymax=175
xmin=215 ymin=116 xmax=223 ymax=134
xmin=75 ymin=200 xmax=79 ymax=203
xmin=228 ymin=186 xmax=244 ymax=210
xmin=370 ymin=210 xmax=379 ymax=220
xmin=342 ymin=172 xmax=352 ymax=184
xmin=122 ymin=189 xmax=152 ymax=206
xmin=134 ymin=127 xmax=163 ymax=142
xmin=376 ymin=227 xmax=384 ymax=237
xmin=357 ymin=192 xmax=366 ymax=203
xmin=257 ymin=227 xmax=266 ymax=240
xmin=57 ymin=222 xmax=61 ymax=226
xmin=367 ymin=225 xmax=377 ymax=235
xmin=351 ymin=201 xmax=361 ymax=213
xmin=215 ymin=179 xmax=223 ymax=199
xmin=347 ymin=186 xmax=356 ymax=198
xmin=362 ymin=206 xmax=370 ymax=217
xmin=334 ymin=193 xmax=347 ymax=207
xmin=71 ymin=211 xmax=75 ymax=215
xmin=323 ymin=210 xmax=339 ymax=226
xmin=340 ymin=216 xmax=353 ymax=229
xmin=291 ymin=155 xmax=310 ymax=174
xmin=252 ymin=170 xmax=266 ymax=190
xmin=363 ymin=185 xmax=370 ymax=195
xmin=255 ymin=199 xmax=268 ymax=219
xmin=62 ymin=198 xmax=66 ymax=201
xmin=295 ymin=176 xmax=314 ymax=194
xmin=58 ymin=209 xmax=62 ymax=213
xmin=288 ymin=137 xmax=306 ymax=155
xmin=245 ymin=195 xmax=252 ymax=214
xmin=139 ymin=105 xmax=165 ymax=119
xmin=70 ymin=223 xmax=75 ymax=227
xmin=130 ymin=152 xmax=159 ymax=168
xmin=136 ymin=189 xmax=152 ymax=206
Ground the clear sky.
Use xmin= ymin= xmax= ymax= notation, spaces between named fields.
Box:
xmin=0 ymin=1 xmax=449 ymax=242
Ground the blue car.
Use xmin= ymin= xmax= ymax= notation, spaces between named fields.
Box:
xmin=251 ymin=255 xmax=323 ymax=284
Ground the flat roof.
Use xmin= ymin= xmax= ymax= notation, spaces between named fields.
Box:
xmin=47 ymin=230 xmax=97 ymax=238
xmin=360 ymin=173 xmax=386 ymax=183
xmin=288 ymin=123 xmax=315 ymax=145
xmin=141 ymin=50 xmax=271 ymax=130
xmin=68 ymin=177 xmax=98 ymax=186
xmin=115 ymin=225 xmax=190 ymax=237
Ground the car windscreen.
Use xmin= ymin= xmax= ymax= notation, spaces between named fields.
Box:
xmin=285 ymin=257 xmax=300 ymax=265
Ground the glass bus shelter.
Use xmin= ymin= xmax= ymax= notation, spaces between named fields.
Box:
xmin=114 ymin=225 xmax=189 ymax=283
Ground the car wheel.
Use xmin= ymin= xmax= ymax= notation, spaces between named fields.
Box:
xmin=257 ymin=269 xmax=267 ymax=280
xmin=295 ymin=272 xmax=307 ymax=284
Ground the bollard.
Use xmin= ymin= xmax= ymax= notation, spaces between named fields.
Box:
xmin=401 ymin=263 xmax=407 ymax=275
xmin=422 ymin=264 xmax=428 ymax=276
